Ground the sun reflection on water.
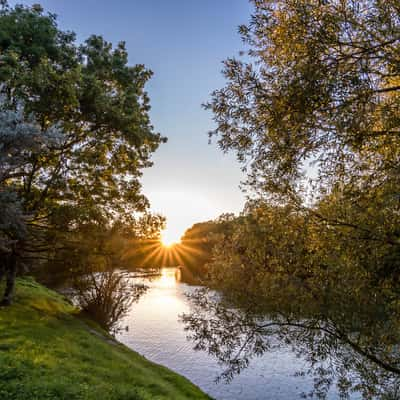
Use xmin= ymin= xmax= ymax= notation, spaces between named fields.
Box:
xmin=156 ymin=267 xmax=181 ymax=288
xmin=126 ymin=267 xmax=187 ymax=317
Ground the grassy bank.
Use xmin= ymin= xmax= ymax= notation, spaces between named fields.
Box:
xmin=0 ymin=278 xmax=212 ymax=400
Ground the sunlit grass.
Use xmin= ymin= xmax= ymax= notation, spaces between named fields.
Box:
xmin=0 ymin=278 xmax=212 ymax=400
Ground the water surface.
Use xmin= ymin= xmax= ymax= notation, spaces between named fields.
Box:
xmin=117 ymin=268 xmax=341 ymax=400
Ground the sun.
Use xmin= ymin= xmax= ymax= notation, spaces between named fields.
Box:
xmin=160 ymin=229 xmax=181 ymax=248
xmin=161 ymin=238 xmax=176 ymax=248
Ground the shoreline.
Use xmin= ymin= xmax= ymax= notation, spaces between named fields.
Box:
xmin=0 ymin=277 xmax=212 ymax=400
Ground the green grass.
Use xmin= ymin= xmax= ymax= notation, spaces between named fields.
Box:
xmin=0 ymin=277 xmax=212 ymax=400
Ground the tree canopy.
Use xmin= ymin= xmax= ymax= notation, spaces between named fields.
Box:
xmin=206 ymin=0 xmax=400 ymax=201
xmin=0 ymin=2 xmax=165 ymax=300
xmin=184 ymin=1 xmax=400 ymax=398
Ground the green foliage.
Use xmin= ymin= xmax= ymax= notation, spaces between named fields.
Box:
xmin=177 ymin=216 xmax=236 ymax=278
xmin=206 ymin=0 xmax=400 ymax=201
xmin=0 ymin=1 xmax=164 ymax=220
xmin=183 ymin=200 xmax=400 ymax=398
xmin=183 ymin=1 xmax=400 ymax=398
xmin=73 ymin=270 xmax=148 ymax=334
xmin=0 ymin=1 xmax=165 ymax=293
xmin=0 ymin=278 xmax=211 ymax=400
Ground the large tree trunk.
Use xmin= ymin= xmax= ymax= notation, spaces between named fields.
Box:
xmin=1 ymin=250 xmax=17 ymax=306
xmin=0 ymin=257 xmax=5 ymax=285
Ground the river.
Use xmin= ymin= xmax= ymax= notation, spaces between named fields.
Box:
xmin=117 ymin=268 xmax=345 ymax=400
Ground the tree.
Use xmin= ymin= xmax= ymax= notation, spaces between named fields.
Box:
xmin=73 ymin=269 xmax=147 ymax=335
xmin=206 ymin=0 xmax=400 ymax=201
xmin=0 ymin=2 xmax=165 ymax=303
xmin=183 ymin=1 xmax=400 ymax=397
xmin=0 ymin=105 xmax=64 ymax=304
xmin=183 ymin=200 xmax=400 ymax=398
xmin=176 ymin=216 xmax=236 ymax=280
xmin=204 ymin=0 xmax=400 ymax=314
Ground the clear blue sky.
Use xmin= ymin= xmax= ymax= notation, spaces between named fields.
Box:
xmin=11 ymin=0 xmax=252 ymax=242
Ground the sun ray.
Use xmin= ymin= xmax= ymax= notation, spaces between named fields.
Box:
xmin=177 ymin=242 xmax=208 ymax=257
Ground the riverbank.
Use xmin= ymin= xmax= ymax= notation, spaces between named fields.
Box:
xmin=0 ymin=277 xmax=212 ymax=400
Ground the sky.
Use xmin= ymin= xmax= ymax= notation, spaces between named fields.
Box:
xmin=11 ymin=0 xmax=253 ymax=243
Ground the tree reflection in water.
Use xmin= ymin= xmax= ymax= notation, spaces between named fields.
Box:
xmin=181 ymin=288 xmax=400 ymax=399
